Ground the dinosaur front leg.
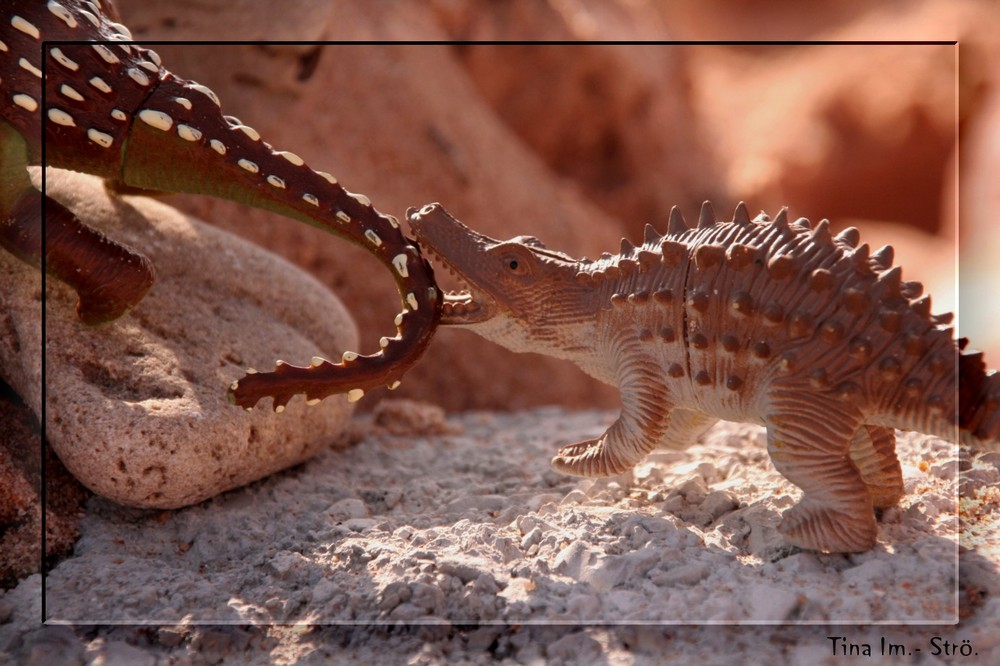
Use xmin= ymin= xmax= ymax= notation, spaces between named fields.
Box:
xmin=765 ymin=387 xmax=875 ymax=553
xmin=551 ymin=342 xmax=673 ymax=477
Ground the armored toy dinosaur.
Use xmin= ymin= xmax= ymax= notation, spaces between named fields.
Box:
xmin=408 ymin=202 xmax=1000 ymax=553
xmin=1 ymin=0 xmax=440 ymax=409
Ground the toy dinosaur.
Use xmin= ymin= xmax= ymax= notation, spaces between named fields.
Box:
xmin=408 ymin=201 xmax=999 ymax=553
xmin=1 ymin=0 xmax=441 ymax=409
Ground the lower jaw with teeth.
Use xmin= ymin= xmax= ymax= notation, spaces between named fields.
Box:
xmin=442 ymin=293 xmax=479 ymax=317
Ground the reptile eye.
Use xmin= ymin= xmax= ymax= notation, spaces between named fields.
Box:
xmin=498 ymin=249 xmax=529 ymax=275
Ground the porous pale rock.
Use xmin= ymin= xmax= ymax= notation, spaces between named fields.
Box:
xmin=1 ymin=169 xmax=357 ymax=508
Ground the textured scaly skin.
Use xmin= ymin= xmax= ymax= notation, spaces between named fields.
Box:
xmin=409 ymin=201 xmax=1000 ymax=554
xmin=0 ymin=1 xmax=441 ymax=409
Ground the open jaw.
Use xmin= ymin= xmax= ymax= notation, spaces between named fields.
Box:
xmin=419 ymin=247 xmax=494 ymax=326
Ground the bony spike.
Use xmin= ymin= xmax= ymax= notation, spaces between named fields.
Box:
xmin=732 ymin=201 xmax=751 ymax=226
xmin=697 ymin=201 xmax=716 ymax=229
xmin=667 ymin=206 xmax=687 ymax=235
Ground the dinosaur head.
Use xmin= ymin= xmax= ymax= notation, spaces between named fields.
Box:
xmin=407 ymin=203 xmax=594 ymax=356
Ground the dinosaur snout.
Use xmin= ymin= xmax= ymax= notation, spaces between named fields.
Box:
xmin=406 ymin=202 xmax=444 ymax=221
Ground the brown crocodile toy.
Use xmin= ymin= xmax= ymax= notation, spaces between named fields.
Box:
xmin=1 ymin=0 xmax=441 ymax=409
xmin=409 ymin=201 xmax=1000 ymax=554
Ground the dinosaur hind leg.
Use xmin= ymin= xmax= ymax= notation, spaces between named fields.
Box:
xmin=959 ymin=348 xmax=1000 ymax=451
xmin=656 ymin=408 xmax=718 ymax=450
xmin=766 ymin=389 xmax=875 ymax=553
xmin=2 ymin=187 xmax=155 ymax=326
xmin=48 ymin=194 xmax=156 ymax=325
xmin=848 ymin=425 xmax=904 ymax=509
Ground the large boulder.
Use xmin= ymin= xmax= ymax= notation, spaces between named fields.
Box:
xmin=0 ymin=170 xmax=357 ymax=508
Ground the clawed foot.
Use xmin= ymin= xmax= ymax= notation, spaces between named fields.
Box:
xmin=553 ymin=439 xmax=600 ymax=460
xmin=551 ymin=437 xmax=633 ymax=478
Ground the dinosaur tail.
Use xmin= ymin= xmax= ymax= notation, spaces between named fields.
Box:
xmin=21 ymin=10 xmax=439 ymax=407
xmin=958 ymin=343 xmax=1000 ymax=450
xmin=116 ymin=71 xmax=442 ymax=410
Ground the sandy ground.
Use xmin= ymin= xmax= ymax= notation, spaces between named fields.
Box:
xmin=1 ymin=405 xmax=998 ymax=663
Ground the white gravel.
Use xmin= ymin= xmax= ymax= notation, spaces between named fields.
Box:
xmin=2 ymin=405 xmax=998 ymax=663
